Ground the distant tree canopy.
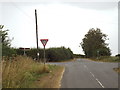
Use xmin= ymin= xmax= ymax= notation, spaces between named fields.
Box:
xmin=0 ymin=25 xmax=16 ymax=57
xmin=46 ymin=47 xmax=74 ymax=62
xmin=80 ymin=28 xmax=111 ymax=58
xmin=73 ymin=54 xmax=85 ymax=58
xmin=0 ymin=25 xmax=74 ymax=61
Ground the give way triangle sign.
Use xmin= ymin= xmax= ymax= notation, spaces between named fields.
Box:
xmin=40 ymin=39 xmax=48 ymax=47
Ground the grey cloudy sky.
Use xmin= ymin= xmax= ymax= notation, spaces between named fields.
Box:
xmin=0 ymin=0 xmax=119 ymax=55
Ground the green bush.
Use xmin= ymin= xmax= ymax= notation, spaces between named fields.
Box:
xmin=16 ymin=47 xmax=74 ymax=62
xmin=2 ymin=46 xmax=17 ymax=57
xmin=46 ymin=47 xmax=73 ymax=62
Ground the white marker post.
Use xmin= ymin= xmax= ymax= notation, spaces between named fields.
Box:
xmin=40 ymin=39 xmax=48 ymax=67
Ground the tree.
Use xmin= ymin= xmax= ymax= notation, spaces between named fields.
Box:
xmin=80 ymin=28 xmax=111 ymax=58
xmin=0 ymin=25 xmax=16 ymax=57
xmin=0 ymin=25 xmax=11 ymax=47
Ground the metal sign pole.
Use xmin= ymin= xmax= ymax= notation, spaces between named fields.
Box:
xmin=40 ymin=39 xmax=48 ymax=70
xmin=44 ymin=46 xmax=45 ymax=65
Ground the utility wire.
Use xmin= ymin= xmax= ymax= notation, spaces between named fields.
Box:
xmin=9 ymin=2 xmax=36 ymax=25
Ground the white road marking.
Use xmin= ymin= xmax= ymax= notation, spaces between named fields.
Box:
xmin=59 ymin=68 xmax=65 ymax=87
xmin=83 ymin=64 xmax=105 ymax=88
xmin=96 ymin=78 xmax=105 ymax=88
xmin=84 ymin=65 xmax=88 ymax=69
xmin=90 ymin=72 xmax=105 ymax=88
xmin=90 ymin=72 xmax=95 ymax=77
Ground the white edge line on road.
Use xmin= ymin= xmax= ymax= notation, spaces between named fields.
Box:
xmin=59 ymin=67 xmax=65 ymax=87
xmin=96 ymin=78 xmax=105 ymax=88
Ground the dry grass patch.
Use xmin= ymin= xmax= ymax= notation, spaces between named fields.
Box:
xmin=30 ymin=65 xmax=65 ymax=88
xmin=2 ymin=56 xmax=50 ymax=88
xmin=113 ymin=67 xmax=120 ymax=73
xmin=2 ymin=56 xmax=65 ymax=88
xmin=0 ymin=61 xmax=2 ymax=88
xmin=87 ymin=56 xmax=120 ymax=62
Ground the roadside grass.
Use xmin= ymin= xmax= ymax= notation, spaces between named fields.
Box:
xmin=0 ymin=61 xmax=2 ymax=88
xmin=30 ymin=65 xmax=64 ymax=88
xmin=113 ymin=67 xmax=120 ymax=73
xmin=88 ymin=56 xmax=120 ymax=62
xmin=2 ymin=56 xmax=64 ymax=88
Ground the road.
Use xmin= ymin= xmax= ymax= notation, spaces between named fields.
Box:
xmin=49 ymin=59 xmax=118 ymax=88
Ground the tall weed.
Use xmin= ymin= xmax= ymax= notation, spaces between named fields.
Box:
xmin=2 ymin=56 xmax=49 ymax=88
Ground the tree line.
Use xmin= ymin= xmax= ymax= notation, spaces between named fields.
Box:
xmin=1 ymin=25 xmax=119 ymax=60
xmin=2 ymin=47 xmax=74 ymax=62
xmin=1 ymin=25 xmax=73 ymax=61
xmin=16 ymin=47 xmax=74 ymax=62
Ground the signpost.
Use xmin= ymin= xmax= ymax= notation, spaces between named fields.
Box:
xmin=19 ymin=48 xmax=30 ymax=56
xmin=40 ymin=39 xmax=48 ymax=66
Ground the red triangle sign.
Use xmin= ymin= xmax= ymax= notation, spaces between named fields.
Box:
xmin=40 ymin=39 xmax=48 ymax=47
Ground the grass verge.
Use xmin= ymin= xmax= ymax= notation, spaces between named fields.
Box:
xmin=0 ymin=61 xmax=2 ymax=89
xmin=113 ymin=67 xmax=120 ymax=73
xmin=87 ymin=56 xmax=120 ymax=62
xmin=2 ymin=56 xmax=64 ymax=88
xmin=30 ymin=65 xmax=64 ymax=88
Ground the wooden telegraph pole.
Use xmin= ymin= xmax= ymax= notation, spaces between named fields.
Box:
xmin=35 ymin=9 xmax=39 ymax=61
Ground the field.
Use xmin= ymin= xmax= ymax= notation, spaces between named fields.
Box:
xmin=2 ymin=56 xmax=64 ymax=88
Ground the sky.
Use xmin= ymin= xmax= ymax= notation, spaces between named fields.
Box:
xmin=0 ymin=0 xmax=119 ymax=55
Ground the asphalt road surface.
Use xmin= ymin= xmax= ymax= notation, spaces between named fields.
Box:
xmin=51 ymin=59 xmax=118 ymax=88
